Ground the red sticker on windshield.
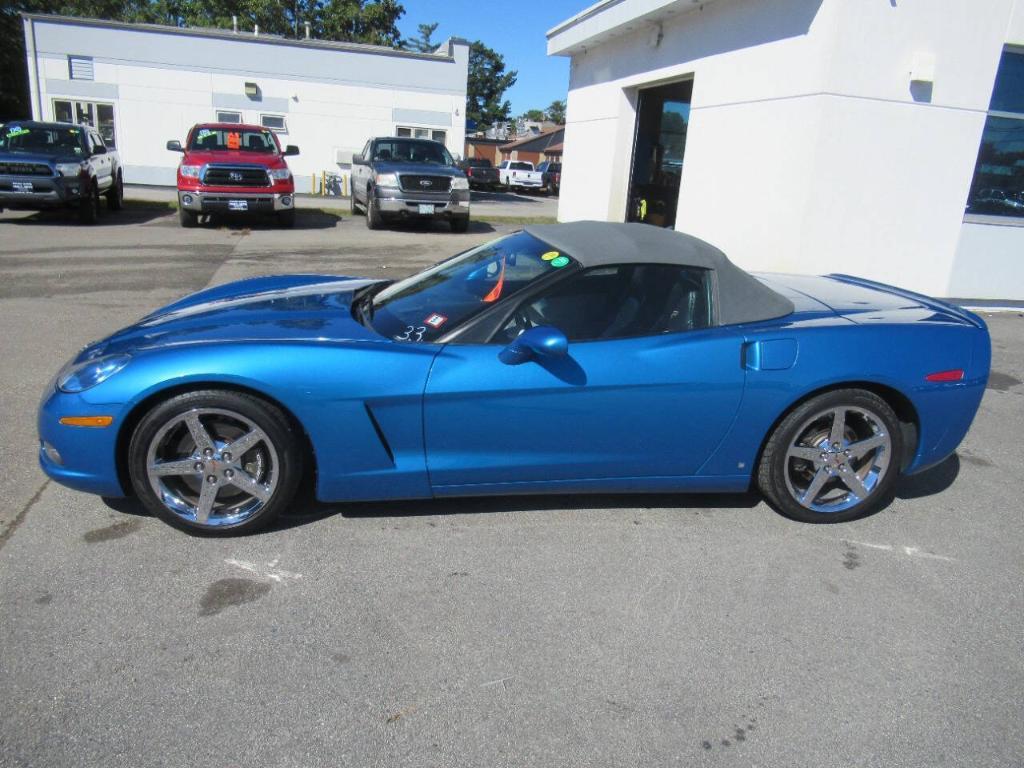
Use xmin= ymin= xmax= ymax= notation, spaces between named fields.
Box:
xmin=226 ymin=132 xmax=241 ymax=149
xmin=425 ymin=313 xmax=448 ymax=329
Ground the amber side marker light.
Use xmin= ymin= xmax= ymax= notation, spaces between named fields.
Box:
xmin=59 ymin=416 xmax=114 ymax=428
xmin=925 ymin=369 xmax=965 ymax=383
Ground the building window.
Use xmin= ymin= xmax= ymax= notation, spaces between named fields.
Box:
xmin=396 ymin=126 xmax=448 ymax=144
xmin=967 ymin=49 xmax=1024 ymax=219
xmin=216 ymin=110 xmax=242 ymax=124
xmin=52 ymin=99 xmax=116 ymax=148
xmin=68 ymin=56 xmax=94 ymax=81
xmin=260 ymin=114 xmax=287 ymax=133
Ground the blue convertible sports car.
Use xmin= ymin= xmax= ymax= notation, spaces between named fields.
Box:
xmin=39 ymin=222 xmax=990 ymax=534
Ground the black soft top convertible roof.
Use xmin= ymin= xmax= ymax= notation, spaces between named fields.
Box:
xmin=525 ymin=221 xmax=794 ymax=326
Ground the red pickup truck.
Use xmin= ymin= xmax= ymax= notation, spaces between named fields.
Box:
xmin=166 ymin=123 xmax=300 ymax=227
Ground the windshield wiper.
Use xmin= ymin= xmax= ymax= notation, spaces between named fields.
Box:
xmin=351 ymin=281 xmax=392 ymax=327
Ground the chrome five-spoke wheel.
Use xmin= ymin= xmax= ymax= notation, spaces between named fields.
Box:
xmin=147 ymin=408 xmax=278 ymax=526
xmin=758 ymin=389 xmax=903 ymax=523
xmin=129 ymin=390 xmax=303 ymax=534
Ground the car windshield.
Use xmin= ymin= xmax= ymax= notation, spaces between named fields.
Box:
xmin=510 ymin=162 xmax=532 ymax=170
xmin=373 ymin=139 xmax=454 ymax=165
xmin=0 ymin=124 xmax=85 ymax=155
xmin=366 ymin=231 xmax=577 ymax=342
xmin=189 ymin=127 xmax=278 ymax=152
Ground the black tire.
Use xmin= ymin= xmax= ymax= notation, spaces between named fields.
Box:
xmin=178 ymin=207 xmax=199 ymax=228
xmin=757 ymin=388 xmax=903 ymax=524
xmin=365 ymin=189 xmax=383 ymax=230
xmin=78 ymin=182 xmax=100 ymax=225
xmin=450 ymin=215 xmax=469 ymax=233
xmin=277 ymin=209 xmax=296 ymax=228
xmin=127 ymin=389 xmax=305 ymax=536
xmin=106 ymin=171 xmax=123 ymax=211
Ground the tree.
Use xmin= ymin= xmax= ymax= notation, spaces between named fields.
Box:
xmin=545 ymin=99 xmax=566 ymax=124
xmin=466 ymin=41 xmax=516 ymax=132
xmin=402 ymin=20 xmax=437 ymax=52
xmin=521 ymin=109 xmax=545 ymax=122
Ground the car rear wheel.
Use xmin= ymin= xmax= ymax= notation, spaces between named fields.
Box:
xmin=757 ymin=389 xmax=902 ymax=523
xmin=78 ymin=182 xmax=100 ymax=225
xmin=178 ymin=207 xmax=198 ymax=228
xmin=128 ymin=390 xmax=304 ymax=535
xmin=106 ymin=171 xmax=123 ymax=211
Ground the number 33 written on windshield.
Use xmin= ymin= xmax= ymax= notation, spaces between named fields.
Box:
xmin=394 ymin=326 xmax=427 ymax=342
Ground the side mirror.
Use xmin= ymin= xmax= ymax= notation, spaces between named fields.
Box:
xmin=284 ymin=144 xmax=300 ymax=157
xmin=499 ymin=326 xmax=569 ymax=365
xmin=351 ymin=155 xmax=367 ymax=166
xmin=166 ymin=140 xmax=183 ymax=152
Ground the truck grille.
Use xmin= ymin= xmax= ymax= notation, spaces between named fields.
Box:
xmin=202 ymin=166 xmax=269 ymax=187
xmin=399 ymin=175 xmax=451 ymax=193
xmin=0 ymin=162 xmax=53 ymax=177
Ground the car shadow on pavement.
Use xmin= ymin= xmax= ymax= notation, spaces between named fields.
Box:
xmin=202 ymin=210 xmax=343 ymax=231
xmin=471 ymin=190 xmax=551 ymax=205
xmin=99 ymin=453 xmax=964 ymax=535
xmin=0 ymin=207 xmax=170 ymax=227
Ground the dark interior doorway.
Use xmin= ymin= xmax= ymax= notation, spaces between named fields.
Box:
xmin=626 ymin=80 xmax=692 ymax=227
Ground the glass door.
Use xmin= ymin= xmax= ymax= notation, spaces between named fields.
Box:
xmin=52 ymin=99 xmax=117 ymax=148
xmin=626 ymin=80 xmax=692 ymax=227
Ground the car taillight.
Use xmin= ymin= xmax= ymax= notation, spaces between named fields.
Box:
xmin=925 ymin=369 xmax=965 ymax=382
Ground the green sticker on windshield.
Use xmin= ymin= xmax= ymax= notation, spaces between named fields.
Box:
xmin=550 ymin=255 xmax=569 ymax=268
xmin=6 ymin=126 xmax=28 ymax=138
xmin=541 ymin=250 xmax=559 ymax=261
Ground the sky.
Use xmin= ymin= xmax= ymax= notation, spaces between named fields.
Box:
xmin=398 ymin=0 xmax=584 ymax=116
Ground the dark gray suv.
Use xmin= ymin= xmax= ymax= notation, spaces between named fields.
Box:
xmin=351 ymin=137 xmax=470 ymax=232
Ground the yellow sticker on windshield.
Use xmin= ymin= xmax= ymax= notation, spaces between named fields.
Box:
xmin=541 ymin=251 xmax=559 ymax=261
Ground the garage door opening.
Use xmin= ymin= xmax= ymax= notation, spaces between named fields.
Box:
xmin=626 ymin=79 xmax=692 ymax=228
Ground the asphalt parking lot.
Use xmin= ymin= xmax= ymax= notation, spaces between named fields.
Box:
xmin=1 ymin=203 xmax=1022 ymax=768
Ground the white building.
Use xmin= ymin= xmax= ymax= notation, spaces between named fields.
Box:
xmin=22 ymin=13 xmax=469 ymax=192
xmin=548 ymin=0 xmax=1024 ymax=301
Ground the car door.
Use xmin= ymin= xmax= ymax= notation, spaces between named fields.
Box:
xmin=89 ymin=131 xmax=112 ymax=191
xmin=423 ymin=263 xmax=747 ymax=493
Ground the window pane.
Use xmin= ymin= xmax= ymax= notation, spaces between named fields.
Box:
xmin=96 ymin=103 xmax=115 ymax=147
xmin=53 ymin=100 xmax=73 ymax=123
xmin=413 ymin=128 xmax=429 ymax=139
xmin=499 ymin=264 xmax=712 ymax=343
xmin=432 ymin=130 xmax=447 ymax=144
xmin=260 ymin=114 xmax=286 ymax=132
xmin=967 ymin=115 xmax=1024 ymax=218
xmin=990 ymin=50 xmax=1024 ymax=114
xmin=396 ymin=127 xmax=412 ymax=137
xmin=216 ymin=111 xmax=241 ymax=124
xmin=75 ymin=102 xmax=94 ymax=128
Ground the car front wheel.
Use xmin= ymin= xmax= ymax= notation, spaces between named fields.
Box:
xmin=128 ymin=390 xmax=304 ymax=535
xmin=757 ymin=389 xmax=902 ymax=523
xmin=78 ymin=182 xmax=100 ymax=225
xmin=365 ymin=190 xmax=383 ymax=229
xmin=106 ymin=171 xmax=124 ymax=210
xmin=178 ymin=207 xmax=198 ymax=228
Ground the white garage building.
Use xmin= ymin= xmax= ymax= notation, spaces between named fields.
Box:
xmin=548 ymin=0 xmax=1024 ymax=302
xmin=21 ymin=13 xmax=469 ymax=192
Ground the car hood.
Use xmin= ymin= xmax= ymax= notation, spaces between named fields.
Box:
xmin=81 ymin=274 xmax=388 ymax=359
xmin=372 ymin=161 xmax=465 ymax=177
xmin=182 ymin=149 xmax=287 ymax=168
xmin=0 ymin=150 xmax=80 ymax=165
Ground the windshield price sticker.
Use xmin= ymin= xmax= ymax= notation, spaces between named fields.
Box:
xmin=6 ymin=126 xmax=28 ymax=138
xmin=227 ymin=132 xmax=241 ymax=149
xmin=424 ymin=313 xmax=448 ymax=329
xmin=550 ymin=255 xmax=570 ymax=268
xmin=196 ymin=128 xmax=214 ymax=140
xmin=541 ymin=250 xmax=560 ymax=261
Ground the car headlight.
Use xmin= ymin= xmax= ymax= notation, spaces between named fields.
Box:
xmin=57 ymin=354 xmax=131 ymax=393
xmin=56 ymin=162 xmax=86 ymax=177
xmin=179 ymin=165 xmax=201 ymax=178
xmin=375 ymin=173 xmax=399 ymax=188
xmin=451 ymin=176 xmax=470 ymax=190
xmin=268 ymin=168 xmax=291 ymax=181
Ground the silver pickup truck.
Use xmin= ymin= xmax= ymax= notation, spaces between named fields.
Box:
xmin=350 ymin=137 xmax=471 ymax=232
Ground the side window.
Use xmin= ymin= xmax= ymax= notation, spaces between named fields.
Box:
xmin=89 ymin=131 xmax=105 ymax=152
xmin=497 ymin=264 xmax=713 ymax=343
xmin=360 ymin=140 xmax=371 ymax=161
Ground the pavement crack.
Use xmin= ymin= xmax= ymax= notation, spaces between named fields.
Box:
xmin=0 ymin=480 xmax=51 ymax=551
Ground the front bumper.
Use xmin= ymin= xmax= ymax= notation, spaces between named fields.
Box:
xmin=178 ymin=189 xmax=294 ymax=214
xmin=38 ymin=386 xmax=127 ymax=497
xmin=0 ymin=174 xmax=84 ymax=208
xmin=374 ymin=189 xmax=470 ymax=218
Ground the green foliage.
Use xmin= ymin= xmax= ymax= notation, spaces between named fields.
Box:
xmin=521 ymin=109 xmax=545 ymax=122
xmin=0 ymin=0 xmax=407 ymax=120
xmin=546 ymin=99 xmax=566 ymax=124
xmin=466 ymin=40 xmax=516 ymax=131
xmin=402 ymin=20 xmax=437 ymax=52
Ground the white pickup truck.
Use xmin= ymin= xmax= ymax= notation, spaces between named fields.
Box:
xmin=498 ymin=160 xmax=544 ymax=192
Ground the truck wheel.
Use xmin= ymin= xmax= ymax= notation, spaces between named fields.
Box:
xmin=365 ymin=191 xmax=382 ymax=230
xmin=450 ymin=216 xmax=469 ymax=233
xmin=78 ymin=182 xmax=100 ymax=225
xmin=106 ymin=171 xmax=124 ymax=211
xmin=277 ymin=209 xmax=296 ymax=228
xmin=178 ymin=207 xmax=199 ymax=228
